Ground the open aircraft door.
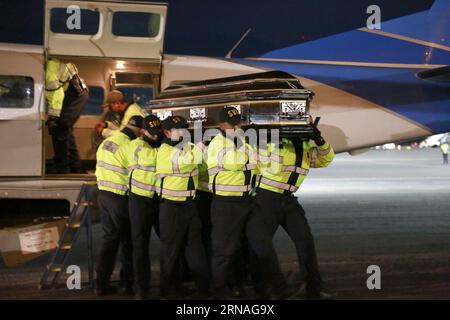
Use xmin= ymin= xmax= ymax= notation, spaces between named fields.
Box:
xmin=41 ymin=0 xmax=168 ymax=166
xmin=44 ymin=0 xmax=167 ymax=61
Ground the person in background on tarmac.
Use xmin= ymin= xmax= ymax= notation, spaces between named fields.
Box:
xmin=440 ymin=140 xmax=449 ymax=165
xmin=45 ymin=58 xmax=89 ymax=174
xmin=126 ymin=115 xmax=163 ymax=300
xmin=95 ymin=90 xmax=147 ymax=138
xmin=94 ymin=115 xmax=144 ymax=296
xmin=207 ymin=106 xmax=289 ymax=299
xmin=156 ymin=116 xmax=209 ymax=297
xmin=254 ymin=119 xmax=334 ymax=299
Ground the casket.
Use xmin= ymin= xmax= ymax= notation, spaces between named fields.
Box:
xmin=149 ymin=71 xmax=315 ymax=137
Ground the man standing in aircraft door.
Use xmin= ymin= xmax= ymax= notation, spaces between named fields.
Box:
xmin=45 ymin=58 xmax=89 ymax=174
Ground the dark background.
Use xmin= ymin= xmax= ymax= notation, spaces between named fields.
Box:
xmin=0 ymin=0 xmax=434 ymax=57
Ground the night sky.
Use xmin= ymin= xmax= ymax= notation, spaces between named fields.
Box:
xmin=0 ymin=0 xmax=434 ymax=57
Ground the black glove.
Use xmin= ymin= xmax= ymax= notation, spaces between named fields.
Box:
xmin=312 ymin=125 xmax=325 ymax=146
xmin=46 ymin=116 xmax=59 ymax=136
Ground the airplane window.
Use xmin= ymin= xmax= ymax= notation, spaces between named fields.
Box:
xmin=0 ymin=75 xmax=34 ymax=109
xmin=119 ymin=87 xmax=154 ymax=109
xmin=50 ymin=8 xmax=100 ymax=35
xmin=112 ymin=12 xmax=160 ymax=38
xmin=82 ymin=86 xmax=104 ymax=116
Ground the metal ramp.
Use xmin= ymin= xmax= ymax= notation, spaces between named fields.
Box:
xmin=39 ymin=182 xmax=97 ymax=290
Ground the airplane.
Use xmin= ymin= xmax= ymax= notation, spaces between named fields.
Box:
xmin=0 ymin=0 xmax=449 ymax=223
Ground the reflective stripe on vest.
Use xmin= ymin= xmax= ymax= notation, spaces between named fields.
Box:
xmin=137 ymin=165 xmax=156 ymax=172
xmin=217 ymin=146 xmax=254 ymax=166
xmin=156 ymin=187 xmax=196 ymax=198
xmin=207 ymin=163 xmax=255 ymax=176
xmin=270 ymin=153 xmax=283 ymax=163
xmin=198 ymin=181 xmax=209 ymax=190
xmin=98 ymin=180 xmax=128 ymax=192
xmin=318 ymin=145 xmax=331 ymax=156
xmin=207 ymin=166 xmax=222 ymax=176
xmin=172 ymin=148 xmax=182 ymax=174
xmin=256 ymin=150 xmax=282 ymax=164
xmin=134 ymin=145 xmax=143 ymax=162
xmin=216 ymin=147 xmax=233 ymax=167
xmin=259 ymin=176 xmax=298 ymax=193
xmin=282 ymin=166 xmax=309 ymax=176
xmin=156 ymin=168 xmax=198 ymax=180
xmin=208 ymin=184 xmax=252 ymax=193
xmin=48 ymin=106 xmax=62 ymax=117
xmin=58 ymin=62 xmax=67 ymax=80
xmin=128 ymin=164 xmax=156 ymax=173
xmin=128 ymin=164 xmax=139 ymax=171
xmin=130 ymin=178 xmax=156 ymax=192
xmin=256 ymin=152 xmax=268 ymax=162
xmin=58 ymin=62 xmax=77 ymax=82
xmin=46 ymin=79 xmax=61 ymax=90
xmin=97 ymin=161 xmax=128 ymax=175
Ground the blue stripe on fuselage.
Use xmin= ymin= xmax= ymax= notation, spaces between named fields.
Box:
xmin=258 ymin=29 xmax=450 ymax=66
xmin=380 ymin=1 xmax=450 ymax=47
xmin=243 ymin=59 xmax=450 ymax=133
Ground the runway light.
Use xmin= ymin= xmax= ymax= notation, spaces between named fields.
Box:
xmin=116 ymin=61 xmax=125 ymax=69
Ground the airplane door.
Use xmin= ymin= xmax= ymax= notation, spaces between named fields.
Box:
xmin=0 ymin=46 xmax=44 ymax=176
xmin=45 ymin=0 xmax=168 ymax=61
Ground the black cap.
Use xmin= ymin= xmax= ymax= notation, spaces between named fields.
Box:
xmin=127 ymin=115 xmax=144 ymax=128
xmin=143 ymin=115 xmax=161 ymax=135
xmin=219 ymin=106 xmax=242 ymax=125
xmin=161 ymin=115 xmax=189 ymax=130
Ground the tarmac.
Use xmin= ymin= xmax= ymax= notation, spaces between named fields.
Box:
xmin=1 ymin=148 xmax=449 ymax=299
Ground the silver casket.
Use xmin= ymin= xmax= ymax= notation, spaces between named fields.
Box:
xmin=149 ymin=71 xmax=315 ymax=138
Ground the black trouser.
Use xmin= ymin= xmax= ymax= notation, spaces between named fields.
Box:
xmin=129 ymin=192 xmax=159 ymax=294
xmin=96 ymin=190 xmax=133 ymax=288
xmin=443 ymin=154 xmax=448 ymax=165
xmin=159 ymin=200 xmax=209 ymax=294
xmin=254 ymin=188 xmax=323 ymax=293
xmin=196 ymin=190 xmax=213 ymax=267
xmin=50 ymin=84 xmax=88 ymax=171
xmin=210 ymin=195 xmax=287 ymax=295
xmin=227 ymin=236 xmax=250 ymax=290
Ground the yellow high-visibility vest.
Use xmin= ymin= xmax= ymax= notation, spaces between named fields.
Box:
xmin=45 ymin=58 xmax=79 ymax=117
xmin=102 ymin=103 xmax=147 ymax=138
xmin=257 ymin=138 xmax=334 ymax=194
xmin=95 ymin=131 xmax=133 ymax=196
xmin=127 ymin=137 xmax=158 ymax=198
xmin=156 ymin=141 xmax=203 ymax=201
xmin=207 ymin=134 xmax=257 ymax=197
xmin=440 ymin=143 xmax=449 ymax=155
